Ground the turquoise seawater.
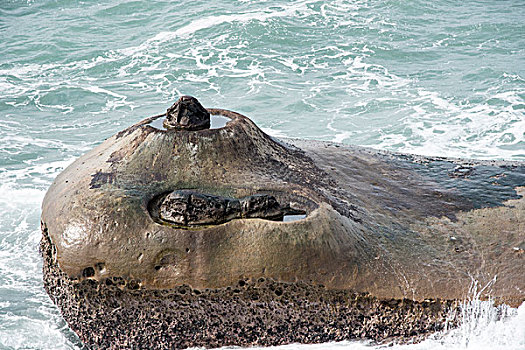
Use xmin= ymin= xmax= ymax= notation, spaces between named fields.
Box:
xmin=0 ymin=0 xmax=524 ymax=349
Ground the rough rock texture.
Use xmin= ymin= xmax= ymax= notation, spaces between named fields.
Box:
xmin=156 ymin=191 xmax=291 ymax=226
xmin=164 ymin=95 xmax=210 ymax=130
xmin=41 ymin=228 xmax=459 ymax=349
xmin=40 ymin=97 xmax=525 ymax=348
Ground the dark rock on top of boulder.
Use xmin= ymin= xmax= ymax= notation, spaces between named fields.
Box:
xmin=164 ymin=95 xmax=210 ymax=130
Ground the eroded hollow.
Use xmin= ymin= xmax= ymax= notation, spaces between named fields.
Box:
xmin=148 ymin=114 xmax=231 ymax=130
xmin=283 ymin=214 xmax=307 ymax=222
xmin=148 ymin=189 xmax=313 ymax=228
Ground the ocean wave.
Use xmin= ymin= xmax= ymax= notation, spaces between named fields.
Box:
xmin=117 ymin=0 xmax=315 ymax=57
xmin=372 ymin=87 xmax=525 ymax=160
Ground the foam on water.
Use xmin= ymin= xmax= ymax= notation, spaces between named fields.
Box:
xmin=3 ymin=0 xmax=522 ymax=160
xmin=0 ymin=183 xmax=82 ymax=349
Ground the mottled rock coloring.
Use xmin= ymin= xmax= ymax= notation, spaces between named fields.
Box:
xmin=41 ymin=228 xmax=460 ymax=349
xmin=41 ymin=97 xmax=525 ymax=349
xmin=158 ymin=190 xmax=289 ymax=226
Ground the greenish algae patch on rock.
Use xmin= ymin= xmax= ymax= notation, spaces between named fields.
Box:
xmin=40 ymin=97 xmax=525 ymax=349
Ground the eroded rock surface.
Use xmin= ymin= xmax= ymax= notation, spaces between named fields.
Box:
xmin=40 ymin=96 xmax=525 ymax=349
xmin=41 ymin=229 xmax=459 ymax=349
xmin=157 ymin=191 xmax=291 ymax=226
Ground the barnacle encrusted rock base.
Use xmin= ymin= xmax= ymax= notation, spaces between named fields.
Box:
xmin=41 ymin=229 xmax=458 ymax=349
xmin=41 ymin=96 xmax=525 ymax=348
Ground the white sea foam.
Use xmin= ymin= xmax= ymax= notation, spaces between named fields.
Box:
xmin=371 ymin=86 xmax=525 ymax=160
xmin=388 ymin=301 xmax=525 ymax=350
xmin=118 ymin=0 xmax=314 ymax=58
xmin=0 ymin=158 xmax=76 ymax=185
xmin=0 ymin=313 xmax=78 ymax=349
xmin=0 ymin=157 xmax=80 ymax=347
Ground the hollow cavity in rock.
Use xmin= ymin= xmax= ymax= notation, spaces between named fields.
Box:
xmin=150 ymin=190 xmax=307 ymax=227
xmin=283 ymin=214 xmax=307 ymax=222
xmin=149 ymin=114 xmax=231 ymax=130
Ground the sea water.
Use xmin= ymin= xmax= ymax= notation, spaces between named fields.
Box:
xmin=0 ymin=0 xmax=524 ymax=349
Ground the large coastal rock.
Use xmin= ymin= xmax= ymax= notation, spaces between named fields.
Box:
xmin=41 ymin=97 xmax=525 ymax=349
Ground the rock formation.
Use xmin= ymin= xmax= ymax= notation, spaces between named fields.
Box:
xmin=41 ymin=97 xmax=525 ymax=349
xmin=164 ymin=95 xmax=210 ymax=130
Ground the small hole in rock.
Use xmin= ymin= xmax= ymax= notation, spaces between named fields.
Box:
xmin=128 ymin=280 xmax=140 ymax=290
xmin=154 ymin=265 xmax=161 ymax=271
xmin=282 ymin=214 xmax=307 ymax=222
xmin=82 ymin=267 xmax=95 ymax=278
xmin=275 ymin=288 xmax=283 ymax=296
xmin=95 ymin=262 xmax=105 ymax=272
xmin=185 ymin=248 xmax=190 ymax=253
xmin=148 ymin=114 xmax=231 ymax=130
xmin=238 ymin=280 xmax=246 ymax=287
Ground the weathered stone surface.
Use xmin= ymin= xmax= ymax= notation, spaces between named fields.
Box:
xmin=164 ymin=95 xmax=210 ymax=130
xmin=41 ymin=229 xmax=460 ymax=349
xmin=40 ymin=97 xmax=525 ymax=349
xmin=241 ymin=194 xmax=283 ymax=219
